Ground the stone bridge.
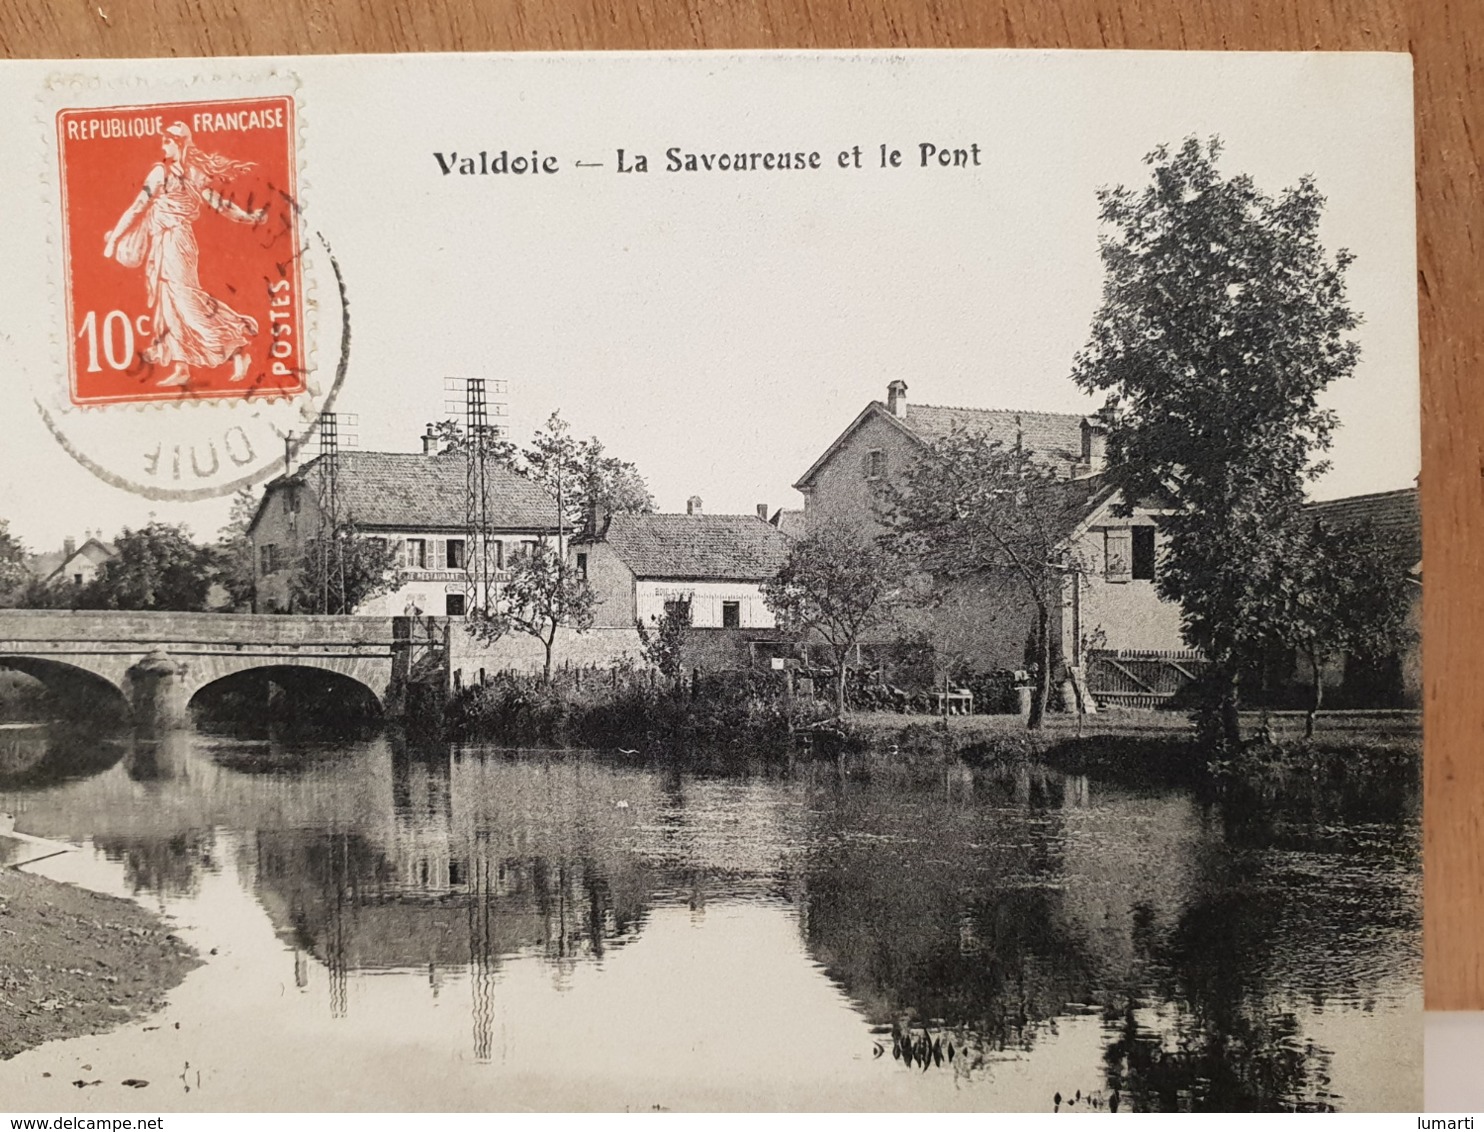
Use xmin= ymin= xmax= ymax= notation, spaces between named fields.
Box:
xmin=0 ymin=610 xmax=444 ymax=729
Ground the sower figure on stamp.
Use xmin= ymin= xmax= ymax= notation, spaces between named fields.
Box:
xmin=103 ymin=121 xmax=267 ymax=387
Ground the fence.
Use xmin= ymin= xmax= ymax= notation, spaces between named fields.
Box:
xmin=1085 ymin=648 xmax=1209 ymax=709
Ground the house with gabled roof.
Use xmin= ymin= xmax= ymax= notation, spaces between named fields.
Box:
xmin=1293 ymin=485 xmax=1422 ymax=708
xmin=38 ymin=535 xmax=117 ymax=589
xmin=248 ymin=437 xmax=561 ymax=616
xmin=793 ymin=380 xmax=1188 ymax=691
xmin=576 ymin=498 xmax=793 ymax=632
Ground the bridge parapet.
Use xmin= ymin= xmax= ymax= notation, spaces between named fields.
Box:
xmin=0 ymin=610 xmax=409 ymax=730
xmin=0 ymin=609 xmax=397 ymax=647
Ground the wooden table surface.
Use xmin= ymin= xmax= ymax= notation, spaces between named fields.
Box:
xmin=2 ymin=0 xmax=1478 ymax=1008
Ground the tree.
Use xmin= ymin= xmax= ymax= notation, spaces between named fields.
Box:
xmin=1071 ymin=137 xmax=1361 ymax=749
xmin=523 ymin=412 xmax=655 ymax=536
xmin=214 ymin=487 xmax=259 ymax=611
xmin=636 ymin=597 xmax=691 ymax=683
xmin=0 ymin=520 xmax=29 ymax=604
xmin=1269 ymin=517 xmax=1414 ymax=738
xmin=78 ymin=522 xmax=217 ymax=611
xmin=762 ymin=521 xmax=912 ymax=716
xmin=886 ymin=431 xmax=1096 ymax=730
xmin=289 ymin=520 xmax=404 ymax=614
xmin=466 ymin=543 xmax=597 ymax=682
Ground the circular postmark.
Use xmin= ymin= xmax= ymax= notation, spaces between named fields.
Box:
xmin=34 ymin=77 xmax=347 ymax=501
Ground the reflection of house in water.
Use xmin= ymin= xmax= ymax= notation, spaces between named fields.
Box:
xmin=248 ymin=746 xmax=662 ymax=1053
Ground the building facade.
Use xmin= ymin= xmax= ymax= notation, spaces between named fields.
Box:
xmin=248 ymin=446 xmax=562 ymax=616
xmin=576 ymin=503 xmax=792 ymax=631
xmin=793 ymin=380 xmax=1187 ymax=678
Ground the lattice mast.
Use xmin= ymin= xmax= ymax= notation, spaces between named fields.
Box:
xmin=448 ymin=378 xmax=508 ymax=614
xmin=316 ymin=412 xmax=340 ymax=614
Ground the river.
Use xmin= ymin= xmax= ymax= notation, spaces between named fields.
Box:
xmin=0 ymin=724 xmax=1420 ymax=1111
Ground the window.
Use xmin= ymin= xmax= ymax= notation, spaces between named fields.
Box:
xmin=73 ymin=573 xmax=83 ymax=586
xmin=491 ymin=540 xmax=504 ymax=568
xmin=576 ymin=552 xmax=588 ymax=580
xmin=258 ymin=544 xmax=279 ymax=576
xmin=1131 ymin=526 xmax=1157 ymax=581
xmin=1104 ymin=529 xmax=1131 ymax=583
xmin=520 ymin=539 xmax=539 ymax=560
xmin=865 ymin=448 xmax=887 ymax=480
xmin=446 ymin=538 xmax=467 ymax=569
xmin=406 ymin=538 xmax=427 ymax=568
xmin=663 ymin=598 xmax=692 ymax=625
xmin=722 ymin=600 xmax=740 ymax=629
xmin=368 ymin=536 xmax=388 ymax=554
xmin=445 ymin=593 xmax=467 ymax=616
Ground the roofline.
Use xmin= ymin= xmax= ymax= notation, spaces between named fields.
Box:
xmin=42 ymin=537 xmax=117 ymax=583
xmin=793 ymin=401 xmax=924 ymax=491
xmin=1304 ymin=485 xmax=1420 ymax=508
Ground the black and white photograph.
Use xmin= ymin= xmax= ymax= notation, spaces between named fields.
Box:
xmin=0 ymin=50 xmax=1421 ymax=1112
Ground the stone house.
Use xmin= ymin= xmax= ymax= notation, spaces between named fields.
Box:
xmin=41 ymin=535 xmax=117 ymax=588
xmin=1288 ymin=485 xmax=1422 ymax=708
xmin=793 ymin=380 xmax=1187 ymax=682
xmin=576 ymin=499 xmax=793 ymax=633
xmin=248 ymin=443 xmax=561 ymax=616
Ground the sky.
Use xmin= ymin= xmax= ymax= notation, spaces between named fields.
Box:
xmin=0 ymin=51 xmax=1418 ymax=552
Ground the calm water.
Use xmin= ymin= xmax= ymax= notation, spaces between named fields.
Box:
xmin=0 ymin=724 xmax=1420 ymax=1111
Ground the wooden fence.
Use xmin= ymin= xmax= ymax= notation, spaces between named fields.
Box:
xmin=1085 ymin=648 xmax=1209 ymax=709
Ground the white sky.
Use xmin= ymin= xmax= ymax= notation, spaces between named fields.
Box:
xmin=0 ymin=51 xmax=1418 ymax=552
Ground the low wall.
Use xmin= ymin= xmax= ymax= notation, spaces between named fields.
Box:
xmin=447 ymin=624 xmax=644 ymax=683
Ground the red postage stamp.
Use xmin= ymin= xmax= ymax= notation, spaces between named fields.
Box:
xmin=56 ymin=96 xmax=306 ymax=405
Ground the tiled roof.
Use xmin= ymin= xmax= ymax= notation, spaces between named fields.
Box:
xmin=901 ymin=404 xmax=1088 ymax=467
xmin=285 ymin=451 xmax=559 ymax=531
xmin=598 ymin=514 xmax=792 ymax=580
xmin=795 ymin=398 xmax=1092 ymax=490
xmin=1305 ymin=487 xmax=1420 ymax=564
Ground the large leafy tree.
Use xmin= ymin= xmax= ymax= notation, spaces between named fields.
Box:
xmin=290 ymin=520 xmax=404 ymax=614
xmin=78 ymin=522 xmax=217 ymax=611
xmin=214 ymin=487 xmax=260 ymax=612
xmin=1268 ymin=516 xmax=1414 ymax=738
xmin=886 ymin=432 xmax=1096 ymax=730
xmin=467 ymin=542 xmax=596 ymax=682
xmin=762 ymin=521 xmax=912 ymax=716
xmin=1071 ymin=137 xmax=1361 ymax=749
xmin=0 ymin=520 xmax=29 ymax=604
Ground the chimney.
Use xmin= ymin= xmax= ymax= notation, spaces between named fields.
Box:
xmin=686 ymin=496 xmax=703 ymax=516
xmin=886 ymin=379 xmax=909 ymax=418
xmin=63 ymin=536 xmax=76 ymax=559
xmin=756 ymin=504 xmax=768 ymax=521
xmin=1077 ymin=416 xmax=1108 ymax=477
xmin=421 ymin=423 xmax=437 ymax=456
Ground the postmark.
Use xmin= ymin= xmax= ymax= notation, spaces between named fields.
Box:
xmin=35 ymin=75 xmax=346 ymax=501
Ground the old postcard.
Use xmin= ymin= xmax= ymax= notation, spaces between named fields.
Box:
xmin=0 ymin=51 xmax=1420 ymax=1113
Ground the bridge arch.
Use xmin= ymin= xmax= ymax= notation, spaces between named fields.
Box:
xmin=0 ymin=657 xmax=133 ymax=721
xmin=188 ymin=663 xmax=385 ymax=730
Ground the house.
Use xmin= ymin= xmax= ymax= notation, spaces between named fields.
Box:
xmin=793 ymin=380 xmax=1187 ymax=684
xmin=248 ymin=432 xmax=561 ymax=616
xmin=1295 ymin=485 xmax=1422 ymax=707
xmin=38 ymin=535 xmax=117 ymax=588
xmin=576 ymin=498 xmax=792 ymax=635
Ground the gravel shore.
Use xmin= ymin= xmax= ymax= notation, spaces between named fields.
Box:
xmin=0 ymin=865 xmax=200 ymax=1059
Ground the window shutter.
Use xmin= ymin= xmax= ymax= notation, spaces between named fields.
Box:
xmin=436 ymin=539 xmax=448 ymax=569
xmin=1105 ymin=528 xmax=1132 ymax=583
xmin=396 ymin=538 xmax=407 ymax=567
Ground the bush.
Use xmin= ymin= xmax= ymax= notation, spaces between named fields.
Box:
xmin=442 ymin=665 xmax=834 ymax=750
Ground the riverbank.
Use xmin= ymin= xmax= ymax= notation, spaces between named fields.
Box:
xmin=0 ymin=853 xmax=200 ymax=1060
xmin=838 ymin=707 xmax=1422 ymax=787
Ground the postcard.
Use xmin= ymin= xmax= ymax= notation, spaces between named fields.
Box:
xmin=0 ymin=50 xmax=1420 ymax=1113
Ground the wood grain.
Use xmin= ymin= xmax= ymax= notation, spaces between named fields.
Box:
xmin=2 ymin=0 xmax=1477 ymax=1006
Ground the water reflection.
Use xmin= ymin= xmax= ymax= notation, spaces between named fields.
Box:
xmin=0 ymin=726 xmax=1419 ymax=1111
